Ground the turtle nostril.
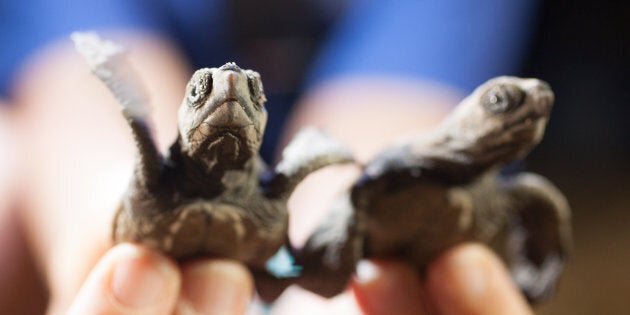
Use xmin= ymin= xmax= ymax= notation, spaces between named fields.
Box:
xmin=219 ymin=62 xmax=242 ymax=72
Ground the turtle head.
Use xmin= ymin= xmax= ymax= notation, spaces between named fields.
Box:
xmin=447 ymin=76 xmax=554 ymax=163
xmin=177 ymin=63 xmax=268 ymax=169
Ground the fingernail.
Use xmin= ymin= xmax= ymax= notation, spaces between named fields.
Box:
xmin=352 ymin=259 xmax=426 ymax=315
xmin=110 ymin=244 xmax=177 ymax=309
xmin=355 ymin=260 xmax=381 ymax=284
xmin=182 ymin=259 xmax=253 ymax=314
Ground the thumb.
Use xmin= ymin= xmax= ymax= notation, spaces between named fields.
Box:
xmin=67 ymin=243 xmax=181 ymax=315
xmin=352 ymin=259 xmax=430 ymax=315
xmin=426 ymin=244 xmax=533 ymax=315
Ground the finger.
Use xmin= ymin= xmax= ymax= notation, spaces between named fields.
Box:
xmin=426 ymin=244 xmax=533 ymax=315
xmin=177 ymin=259 xmax=253 ymax=315
xmin=67 ymin=243 xmax=181 ymax=315
xmin=352 ymin=259 xmax=429 ymax=315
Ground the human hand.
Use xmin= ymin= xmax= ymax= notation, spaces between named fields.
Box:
xmin=352 ymin=243 xmax=533 ymax=315
xmin=11 ymin=35 xmax=191 ymax=313
xmin=62 ymin=241 xmax=533 ymax=315
xmin=67 ymin=243 xmax=253 ymax=315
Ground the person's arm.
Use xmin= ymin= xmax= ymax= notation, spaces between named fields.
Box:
xmin=286 ymin=0 xmax=538 ymax=152
xmin=0 ymin=101 xmax=48 ymax=314
xmin=285 ymin=77 xmax=460 ymax=161
xmin=283 ymin=78 xmax=460 ymax=250
xmin=11 ymin=32 xmax=186 ymax=312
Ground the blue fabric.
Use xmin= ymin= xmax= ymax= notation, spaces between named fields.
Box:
xmin=0 ymin=0 xmax=538 ymax=97
xmin=307 ymin=0 xmax=538 ymax=92
xmin=0 ymin=0 xmax=538 ymax=160
xmin=0 ymin=0 xmax=227 ymax=96
xmin=0 ymin=0 xmax=539 ymax=161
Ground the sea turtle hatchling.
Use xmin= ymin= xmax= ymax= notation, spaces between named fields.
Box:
xmin=72 ymin=33 xmax=353 ymax=296
xmin=297 ymin=76 xmax=572 ymax=303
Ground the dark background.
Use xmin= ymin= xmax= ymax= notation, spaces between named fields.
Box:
xmin=524 ymin=1 xmax=630 ymax=313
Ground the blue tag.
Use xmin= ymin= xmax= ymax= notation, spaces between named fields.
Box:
xmin=265 ymin=245 xmax=302 ymax=278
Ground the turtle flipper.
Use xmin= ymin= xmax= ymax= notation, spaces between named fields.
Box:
xmin=252 ymin=269 xmax=296 ymax=302
xmin=255 ymin=194 xmax=362 ymax=300
xmin=72 ymin=32 xmax=163 ymax=188
xmin=268 ymin=127 xmax=354 ymax=199
xmin=294 ymin=193 xmax=363 ymax=297
xmin=503 ymin=173 xmax=571 ymax=302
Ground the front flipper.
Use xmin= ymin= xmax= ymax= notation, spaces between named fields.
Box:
xmin=503 ymin=173 xmax=572 ymax=303
xmin=72 ymin=32 xmax=163 ymax=187
xmin=294 ymin=193 xmax=363 ymax=297
xmin=267 ymin=127 xmax=354 ymax=199
xmin=252 ymin=271 xmax=295 ymax=303
xmin=254 ymin=194 xmax=361 ymax=300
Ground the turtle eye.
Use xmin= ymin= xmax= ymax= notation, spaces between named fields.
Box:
xmin=481 ymin=84 xmax=525 ymax=114
xmin=246 ymin=70 xmax=266 ymax=107
xmin=186 ymin=68 xmax=213 ymax=107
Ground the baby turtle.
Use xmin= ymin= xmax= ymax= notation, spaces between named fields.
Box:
xmin=72 ymin=33 xmax=353 ymax=297
xmin=297 ymin=77 xmax=572 ymax=302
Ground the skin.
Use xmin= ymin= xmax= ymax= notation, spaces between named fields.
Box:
xmin=65 ymin=243 xmax=254 ymax=315
xmin=0 ymin=102 xmax=49 ymax=314
xmin=298 ymin=77 xmax=571 ymax=301
xmin=6 ymin=31 xmax=538 ymax=314
xmin=353 ymin=244 xmax=534 ymax=315
xmin=13 ymin=33 xmax=191 ymax=313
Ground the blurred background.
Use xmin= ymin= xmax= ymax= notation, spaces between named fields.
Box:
xmin=523 ymin=1 xmax=630 ymax=314
xmin=0 ymin=0 xmax=628 ymax=314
